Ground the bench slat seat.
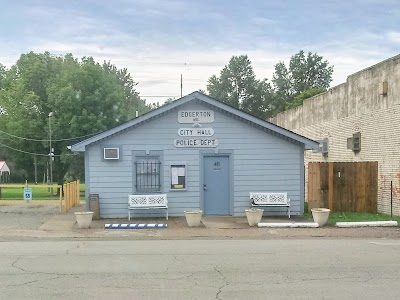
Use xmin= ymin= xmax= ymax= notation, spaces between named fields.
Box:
xmin=128 ymin=194 xmax=168 ymax=220
xmin=250 ymin=192 xmax=291 ymax=218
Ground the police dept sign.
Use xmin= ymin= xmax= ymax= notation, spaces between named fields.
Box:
xmin=174 ymin=139 xmax=219 ymax=148
xmin=178 ymin=110 xmax=214 ymax=123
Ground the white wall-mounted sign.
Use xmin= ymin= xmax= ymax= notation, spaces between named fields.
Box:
xmin=174 ymin=139 xmax=219 ymax=148
xmin=178 ymin=128 xmax=214 ymax=137
xmin=178 ymin=110 xmax=214 ymax=123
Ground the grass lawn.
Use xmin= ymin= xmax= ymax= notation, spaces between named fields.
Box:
xmin=0 ymin=183 xmax=86 ymax=201
xmin=304 ymin=211 xmax=400 ymax=225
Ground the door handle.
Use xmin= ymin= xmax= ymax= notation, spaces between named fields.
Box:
xmin=203 ymin=184 xmax=208 ymax=190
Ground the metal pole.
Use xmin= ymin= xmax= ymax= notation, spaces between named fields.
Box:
xmin=49 ymin=112 xmax=53 ymax=195
xmin=180 ymin=74 xmax=183 ymax=97
xmin=391 ymin=180 xmax=393 ymax=219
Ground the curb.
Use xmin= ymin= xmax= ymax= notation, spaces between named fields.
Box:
xmin=258 ymin=222 xmax=319 ymax=228
xmin=336 ymin=221 xmax=398 ymax=228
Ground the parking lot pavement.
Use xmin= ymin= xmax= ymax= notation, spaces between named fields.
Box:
xmin=1 ymin=203 xmax=400 ymax=240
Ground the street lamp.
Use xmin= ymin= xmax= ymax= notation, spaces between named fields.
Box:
xmin=48 ymin=112 xmax=54 ymax=194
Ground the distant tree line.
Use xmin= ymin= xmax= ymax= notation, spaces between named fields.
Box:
xmin=0 ymin=50 xmax=333 ymax=182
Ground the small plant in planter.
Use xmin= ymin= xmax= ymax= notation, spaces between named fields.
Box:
xmin=245 ymin=208 xmax=264 ymax=226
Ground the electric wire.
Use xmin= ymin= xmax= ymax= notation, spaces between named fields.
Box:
xmin=0 ymin=128 xmax=101 ymax=142
xmin=0 ymin=141 xmax=78 ymax=157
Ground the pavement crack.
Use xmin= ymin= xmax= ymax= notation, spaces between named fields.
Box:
xmin=12 ymin=257 xmax=29 ymax=273
xmin=11 ymin=257 xmax=74 ymax=276
xmin=66 ymin=242 xmax=85 ymax=255
xmin=214 ymin=266 xmax=229 ymax=300
xmin=7 ymin=276 xmax=61 ymax=287
xmin=165 ymin=255 xmax=179 ymax=273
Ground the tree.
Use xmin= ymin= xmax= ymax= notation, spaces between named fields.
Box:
xmin=272 ymin=50 xmax=333 ymax=113
xmin=0 ymin=52 xmax=149 ymax=183
xmin=0 ymin=63 xmax=6 ymax=91
xmin=285 ymin=88 xmax=325 ymax=110
xmin=207 ymin=55 xmax=275 ymax=119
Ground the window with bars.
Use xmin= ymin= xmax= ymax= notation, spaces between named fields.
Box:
xmin=135 ymin=157 xmax=161 ymax=192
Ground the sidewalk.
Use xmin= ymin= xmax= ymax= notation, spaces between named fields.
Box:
xmin=1 ymin=204 xmax=400 ymax=241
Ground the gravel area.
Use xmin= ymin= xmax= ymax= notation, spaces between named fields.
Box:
xmin=1 ymin=204 xmax=400 ymax=240
xmin=0 ymin=204 xmax=59 ymax=230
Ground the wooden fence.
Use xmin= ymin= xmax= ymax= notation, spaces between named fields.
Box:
xmin=308 ymin=162 xmax=378 ymax=212
xmin=62 ymin=180 xmax=80 ymax=212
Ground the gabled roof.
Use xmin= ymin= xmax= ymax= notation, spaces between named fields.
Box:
xmin=71 ymin=92 xmax=319 ymax=151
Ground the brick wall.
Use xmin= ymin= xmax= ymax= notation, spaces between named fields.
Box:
xmin=270 ymin=54 xmax=400 ymax=215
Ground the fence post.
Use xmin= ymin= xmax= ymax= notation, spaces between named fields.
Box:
xmin=76 ymin=180 xmax=80 ymax=205
xmin=67 ymin=183 xmax=70 ymax=212
xmin=328 ymin=162 xmax=334 ymax=210
xmin=71 ymin=182 xmax=73 ymax=209
xmin=59 ymin=184 xmax=63 ymax=213
xmin=69 ymin=183 xmax=72 ymax=211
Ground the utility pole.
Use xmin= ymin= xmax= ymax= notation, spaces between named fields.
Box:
xmin=48 ymin=112 xmax=53 ymax=195
xmin=34 ymin=155 xmax=37 ymax=184
xmin=180 ymin=74 xmax=183 ymax=97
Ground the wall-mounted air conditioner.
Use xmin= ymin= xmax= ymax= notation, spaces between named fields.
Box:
xmin=104 ymin=148 xmax=120 ymax=160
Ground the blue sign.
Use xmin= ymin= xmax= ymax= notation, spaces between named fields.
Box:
xmin=24 ymin=188 xmax=32 ymax=201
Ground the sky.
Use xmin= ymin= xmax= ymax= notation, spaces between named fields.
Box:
xmin=1 ymin=0 xmax=399 ymax=104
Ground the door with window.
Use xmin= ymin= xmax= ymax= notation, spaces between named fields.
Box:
xmin=203 ymin=156 xmax=230 ymax=215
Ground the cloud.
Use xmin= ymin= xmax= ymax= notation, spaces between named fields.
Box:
xmin=0 ymin=0 xmax=399 ymax=105
xmin=386 ymin=31 xmax=400 ymax=44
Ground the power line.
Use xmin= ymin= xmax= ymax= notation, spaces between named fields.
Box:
xmin=0 ymin=128 xmax=101 ymax=142
xmin=0 ymin=141 xmax=78 ymax=157
xmin=141 ymin=95 xmax=180 ymax=98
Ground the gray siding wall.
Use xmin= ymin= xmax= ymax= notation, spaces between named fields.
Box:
xmin=86 ymin=102 xmax=302 ymax=218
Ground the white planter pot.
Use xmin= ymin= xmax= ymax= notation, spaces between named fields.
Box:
xmin=184 ymin=210 xmax=203 ymax=227
xmin=311 ymin=208 xmax=331 ymax=227
xmin=245 ymin=208 xmax=264 ymax=226
xmin=75 ymin=212 xmax=94 ymax=229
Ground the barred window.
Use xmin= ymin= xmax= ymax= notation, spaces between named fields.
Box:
xmin=135 ymin=157 xmax=161 ymax=192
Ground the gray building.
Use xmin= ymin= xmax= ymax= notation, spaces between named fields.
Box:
xmin=71 ymin=92 xmax=318 ymax=218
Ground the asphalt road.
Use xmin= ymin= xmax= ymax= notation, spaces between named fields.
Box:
xmin=1 ymin=239 xmax=400 ymax=300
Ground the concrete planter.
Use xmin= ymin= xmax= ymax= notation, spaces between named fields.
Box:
xmin=184 ymin=210 xmax=203 ymax=227
xmin=245 ymin=208 xmax=264 ymax=226
xmin=75 ymin=212 xmax=94 ymax=229
xmin=311 ymin=208 xmax=331 ymax=227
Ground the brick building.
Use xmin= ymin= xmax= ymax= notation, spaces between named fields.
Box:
xmin=270 ymin=54 xmax=400 ymax=215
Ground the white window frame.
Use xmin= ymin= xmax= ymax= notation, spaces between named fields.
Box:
xmin=103 ymin=147 xmax=120 ymax=160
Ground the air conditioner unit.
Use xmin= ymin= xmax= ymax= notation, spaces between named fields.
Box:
xmin=104 ymin=147 xmax=120 ymax=160
xmin=352 ymin=132 xmax=361 ymax=151
xmin=347 ymin=132 xmax=361 ymax=152
xmin=313 ymin=138 xmax=329 ymax=155
xmin=320 ymin=138 xmax=329 ymax=155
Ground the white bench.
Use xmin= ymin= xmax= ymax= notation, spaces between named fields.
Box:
xmin=250 ymin=192 xmax=291 ymax=218
xmin=128 ymin=194 xmax=168 ymax=220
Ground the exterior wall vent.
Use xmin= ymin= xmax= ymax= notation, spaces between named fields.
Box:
xmin=380 ymin=81 xmax=388 ymax=96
